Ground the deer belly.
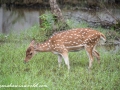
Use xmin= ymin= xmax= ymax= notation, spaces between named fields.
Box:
xmin=66 ymin=45 xmax=84 ymax=52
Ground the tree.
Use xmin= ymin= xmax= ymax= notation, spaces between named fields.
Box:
xmin=49 ymin=0 xmax=69 ymax=31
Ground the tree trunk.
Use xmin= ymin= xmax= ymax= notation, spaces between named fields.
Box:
xmin=49 ymin=0 xmax=69 ymax=31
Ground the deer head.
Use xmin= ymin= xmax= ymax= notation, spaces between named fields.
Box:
xmin=24 ymin=40 xmax=37 ymax=63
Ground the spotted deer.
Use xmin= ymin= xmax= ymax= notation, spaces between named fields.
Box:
xmin=24 ymin=28 xmax=106 ymax=70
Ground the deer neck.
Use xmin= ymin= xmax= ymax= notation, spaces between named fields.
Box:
xmin=36 ymin=40 xmax=51 ymax=52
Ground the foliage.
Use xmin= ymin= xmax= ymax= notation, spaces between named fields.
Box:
xmin=39 ymin=11 xmax=60 ymax=37
xmin=39 ymin=12 xmax=54 ymax=31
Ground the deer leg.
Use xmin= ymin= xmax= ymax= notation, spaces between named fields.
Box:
xmin=57 ymin=54 xmax=62 ymax=68
xmin=61 ymin=51 xmax=70 ymax=70
xmin=93 ymin=45 xmax=100 ymax=63
xmin=85 ymin=46 xmax=94 ymax=69
xmin=93 ymin=50 xmax=100 ymax=64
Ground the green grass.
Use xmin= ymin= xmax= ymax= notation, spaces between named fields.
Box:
xmin=0 ymin=25 xmax=120 ymax=90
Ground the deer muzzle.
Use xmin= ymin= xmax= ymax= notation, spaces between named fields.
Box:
xmin=24 ymin=58 xmax=29 ymax=64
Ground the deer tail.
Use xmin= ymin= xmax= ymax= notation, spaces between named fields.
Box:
xmin=100 ymin=33 xmax=106 ymax=42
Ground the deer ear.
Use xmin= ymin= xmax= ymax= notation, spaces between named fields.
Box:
xmin=34 ymin=43 xmax=39 ymax=49
xmin=34 ymin=43 xmax=39 ymax=51
xmin=29 ymin=40 xmax=35 ymax=46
